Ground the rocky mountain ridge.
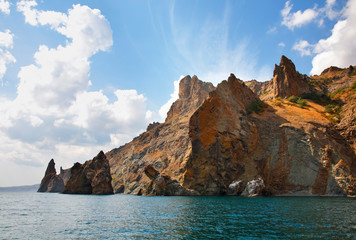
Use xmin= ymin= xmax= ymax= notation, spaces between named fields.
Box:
xmin=106 ymin=55 xmax=355 ymax=197
xmin=39 ymin=55 xmax=355 ymax=197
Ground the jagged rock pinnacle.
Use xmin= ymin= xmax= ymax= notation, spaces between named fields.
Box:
xmin=272 ymin=55 xmax=310 ymax=98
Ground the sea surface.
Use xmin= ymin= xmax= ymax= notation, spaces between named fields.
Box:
xmin=0 ymin=192 xmax=355 ymax=239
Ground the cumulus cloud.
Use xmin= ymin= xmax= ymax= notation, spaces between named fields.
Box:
xmin=281 ymin=1 xmax=319 ymax=30
xmin=309 ymin=0 xmax=356 ymax=74
xmin=17 ymin=0 xmax=67 ymax=28
xmin=0 ymin=0 xmax=10 ymax=15
xmin=158 ymin=76 xmax=182 ymax=121
xmin=0 ymin=29 xmax=16 ymax=86
xmin=293 ymin=40 xmax=314 ymax=56
xmin=0 ymin=1 xmax=153 ymax=186
xmin=11 ymin=1 xmax=151 ymax=139
xmin=281 ymin=0 xmax=345 ymax=30
xmin=283 ymin=0 xmax=355 ymax=75
xmin=0 ymin=29 xmax=13 ymax=48
xmin=15 ymin=2 xmax=113 ymax=114
xmin=61 ymin=89 xmax=149 ymax=134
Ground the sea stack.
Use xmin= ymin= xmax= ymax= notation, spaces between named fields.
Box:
xmin=38 ymin=159 xmax=66 ymax=193
xmin=63 ymin=151 xmax=114 ymax=195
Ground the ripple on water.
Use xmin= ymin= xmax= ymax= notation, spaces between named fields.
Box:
xmin=0 ymin=193 xmax=355 ymax=239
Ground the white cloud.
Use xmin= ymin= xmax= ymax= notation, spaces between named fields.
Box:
xmin=0 ymin=0 xmax=10 ymax=15
xmin=310 ymin=0 xmax=356 ymax=75
xmin=281 ymin=1 xmax=319 ymax=30
xmin=281 ymin=0 xmax=355 ymax=75
xmin=15 ymin=3 xmax=113 ymax=114
xmin=325 ymin=0 xmax=339 ymax=20
xmin=0 ymin=29 xmax=13 ymax=48
xmin=0 ymin=49 xmax=15 ymax=85
xmin=278 ymin=42 xmax=286 ymax=48
xmin=62 ymin=89 xmax=150 ymax=133
xmin=0 ymin=1 xmax=153 ymax=186
xmin=17 ymin=0 xmax=67 ymax=28
xmin=293 ymin=40 xmax=314 ymax=56
xmin=10 ymin=1 xmax=152 ymax=138
xmin=281 ymin=0 xmax=344 ymax=30
xmin=158 ymin=76 xmax=182 ymax=121
xmin=0 ymin=29 xmax=15 ymax=86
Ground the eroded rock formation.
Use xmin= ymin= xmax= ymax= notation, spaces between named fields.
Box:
xmin=39 ymin=151 xmax=113 ymax=194
xmin=38 ymin=159 xmax=65 ymax=192
xmin=63 ymin=151 xmax=113 ymax=194
xmin=271 ymin=55 xmax=311 ymax=99
xmin=246 ymin=55 xmax=311 ymax=100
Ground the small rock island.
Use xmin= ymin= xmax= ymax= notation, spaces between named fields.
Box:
xmin=38 ymin=151 xmax=113 ymax=195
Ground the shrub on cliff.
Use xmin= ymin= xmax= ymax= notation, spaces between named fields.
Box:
xmin=297 ymin=98 xmax=307 ymax=108
xmin=287 ymin=96 xmax=307 ymax=108
xmin=287 ymin=95 xmax=300 ymax=103
xmin=246 ymin=99 xmax=265 ymax=114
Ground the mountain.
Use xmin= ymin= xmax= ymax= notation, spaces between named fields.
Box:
xmin=38 ymin=55 xmax=355 ymax=196
xmin=0 ymin=184 xmax=40 ymax=192
xmin=106 ymin=55 xmax=355 ymax=197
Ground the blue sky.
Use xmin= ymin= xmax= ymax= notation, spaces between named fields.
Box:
xmin=0 ymin=0 xmax=355 ymax=186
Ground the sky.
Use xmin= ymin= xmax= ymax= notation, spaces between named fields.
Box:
xmin=0 ymin=0 xmax=355 ymax=187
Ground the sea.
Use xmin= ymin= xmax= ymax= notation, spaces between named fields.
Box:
xmin=0 ymin=191 xmax=355 ymax=239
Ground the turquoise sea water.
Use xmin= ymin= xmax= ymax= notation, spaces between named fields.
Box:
xmin=0 ymin=192 xmax=355 ymax=239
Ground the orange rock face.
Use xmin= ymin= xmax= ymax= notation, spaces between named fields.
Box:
xmin=246 ymin=55 xmax=311 ymax=100
xmin=184 ymin=74 xmax=260 ymax=195
xmin=106 ymin=56 xmax=355 ymax=197
xmin=106 ymin=75 xmax=214 ymax=194
xmin=272 ymin=55 xmax=311 ymax=99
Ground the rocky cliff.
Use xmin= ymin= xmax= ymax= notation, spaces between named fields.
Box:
xmin=246 ymin=55 xmax=311 ymax=100
xmin=38 ymin=151 xmax=113 ymax=194
xmin=106 ymin=75 xmax=214 ymax=195
xmin=106 ymin=56 xmax=355 ymax=197
xmin=38 ymin=159 xmax=70 ymax=192
xmin=183 ymin=74 xmax=260 ymax=195
xmin=63 ymin=151 xmax=113 ymax=194
xmin=38 ymin=56 xmax=354 ymax=197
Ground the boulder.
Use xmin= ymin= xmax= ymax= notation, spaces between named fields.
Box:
xmin=143 ymin=164 xmax=197 ymax=196
xmin=241 ymin=178 xmax=265 ymax=197
xmin=227 ymin=180 xmax=244 ymax=196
